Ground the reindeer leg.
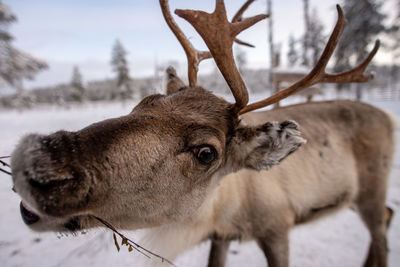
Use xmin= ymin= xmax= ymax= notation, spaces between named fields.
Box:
xmin=361 ymin=206 xmax=393 ymax=267
xmin=256 ymin=232 xmax=289 ymax=267
xmin=362 ymin=227 xmax=388 ymax=267
xmin=384 ymin=206 xmax=394 ymax=229
xmin=207 ymin=239 xmax=230 ymax=267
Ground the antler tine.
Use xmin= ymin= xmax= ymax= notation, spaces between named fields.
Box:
xmin=321 ymin=40 xmax=380 ymax=83
xmin=239 ymin=5 xmax=379 ymax=115
xmin=159 ymin=0 xmax=212 ymax=87
xmin=232 ymin=0 xmax=255 ymax=22
xmin=234 ymin=38 xmax=255 ymax=48
xmin=175 ymin=0 xmax=268 ymax=112
xmin=232 ymin=0 xmax=257 ymax=48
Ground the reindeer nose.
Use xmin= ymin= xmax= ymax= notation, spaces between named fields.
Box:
xmin=12 ymin=131 xmax=79 ymax=188
xmin=12 ymin=132 xmax=76 ymax=190
xmin=11 ymin=132 xmax=92 ymax=217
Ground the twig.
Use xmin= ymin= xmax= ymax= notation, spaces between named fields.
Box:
xmin=0 ymin=156 xmax=12 ymax=176
xmin=91 ymin=215 xmax=177 ymax=266
xmin=0 ymin=167 xmax=11 ymax=175
xmin=1 ymin=159 xmax=10 ymax=167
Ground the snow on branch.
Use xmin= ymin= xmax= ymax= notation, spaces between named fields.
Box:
xmin=0 ymin=45 xmax=48 ymax=88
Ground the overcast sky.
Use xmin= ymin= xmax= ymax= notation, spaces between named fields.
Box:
xmin=7 ymin=0 xmax=397 ymax=89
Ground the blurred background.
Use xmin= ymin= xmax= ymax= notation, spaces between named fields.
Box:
xmin=0 ymin=0 xmax=399 ymax=266
xmin=0 ymin=0 xmax=399 ymax=106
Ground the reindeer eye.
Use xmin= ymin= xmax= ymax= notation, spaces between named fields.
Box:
xmin=194 ymin=146 xmax=217 ymax=164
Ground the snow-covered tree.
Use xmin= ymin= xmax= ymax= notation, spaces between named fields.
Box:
xmin=267 ymin=0 xmax=274 ymax=88
xmin=273 ymin=44 xmax=281 ymax=67
xmin=302 ymin=0 xmax=310 ymax=67
xmin=0 ymin=2 xmax=48 ymax=94
xmin=70 ymin=65 xmax=85 ymax=102
xmin=308 ymin=8 xmax=326 ymax=66
xmin=287 ymin=34 xmax=298 ymax=66
xmin=235 ymin=47 xmax=247 ymax=73
xmin=390 ymin=64 xmax=399 ymax=90
xmin=110 ymin=39 xmax=132 ymax=100
xmin=12 ymin=89 xmax=36 ymax=109
xmin=334 ymin=0 xmax=387 ymax=100
xmin=300 ymin=4 xmax=326 ymax=67
xmin=391 ymin=0 xmax=400 ymax=59
xmin=0 ymin=0 xmax=15 ymax=42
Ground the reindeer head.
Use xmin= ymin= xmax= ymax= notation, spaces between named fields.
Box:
xmin=11 ymin=0 xmax=377 ymax=233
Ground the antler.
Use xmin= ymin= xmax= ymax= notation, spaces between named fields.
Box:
xmin=175 ymin=0 xmax=268 ymax=112
xmin=239 ymin=5 xmax=379 ymax=115
xmin=160 ymin=0 xmax=211 ymax=87
xmin=160 ymin=0 xmax=264 ymax=88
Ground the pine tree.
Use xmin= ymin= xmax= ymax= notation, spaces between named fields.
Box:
xmin=70 ymin=65 xmax=85 ymax=102
xmin=0 ymin=1 xmax=15 ymax=42
xmin=235 ymin=47 xmax=247 ymax=73
xmin=0 ymin=2 xmax=48 ymax=95
xmin=333 ymin=0 xmax=387 ymax=100
xmin=267 ymin=0 xmax=274 ymax=89
xmin=110 ymin=39 xmax=132 ymax=100
xmin=308 ymin=8 xmax=326 ymax=66
xmin=335 ymin=0 xmax=386 ymax=71
xmin=287 ymin=34 xmax=298 ymax=66
xmin=300 ymin=4 xmax=326 ymax=67
xmin=302 ymin=0 xmax=310 ymax=67
xmin=392 ymin=0 xmax=400 ymax=58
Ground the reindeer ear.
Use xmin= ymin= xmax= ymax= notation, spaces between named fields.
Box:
xmin=165 ymin=66 xmax=186 ymax=95
xmin=228 ymin=120 xmax=306 ymax=171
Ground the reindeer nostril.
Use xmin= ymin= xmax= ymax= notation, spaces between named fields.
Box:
xmin=28 ymin=175 xmax=76 ymax=191
xmin=28 ymin=178 xmax=51 ymax=190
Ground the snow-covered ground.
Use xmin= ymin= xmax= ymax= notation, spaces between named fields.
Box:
xmin=0 ymin=98 xmax=399 ymax=267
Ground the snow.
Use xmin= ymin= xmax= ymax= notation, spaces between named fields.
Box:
xmin=0 ymin=98 xmax=399 ymax=267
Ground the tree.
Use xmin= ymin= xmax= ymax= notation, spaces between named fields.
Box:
xmin=110 ymin=39 xmax=132 ymax=100
xmin=334 ymin=0 xmax=387 ymax=100
xmin=308 ymin=8 xmax=326 ymax=66
xmin=302 ymin=0 xmax=310 ymax=67
xmin=0 ymin=0 xmax=15 ymax=42
xmin=267 ymin=0 xmax=274 ymax=89
xmin=388 ymin=1 xmax=400 ymax=92
xmin=235 ymin=47 xmax=247 ymax=73
xmin=0 ymin=2 xmax=48 ymax=95
xmin=301 ymin=2 xmax=326 ymax=67
xmin=70 ymin=65 xmax=85 ymax=102
xmin=287 ymin=34 xmax=298 ymax=66
xmin=391 ymin=0 xmax=400 ymax=59
xmin=286 ymin=6 xmax=325 ymax=68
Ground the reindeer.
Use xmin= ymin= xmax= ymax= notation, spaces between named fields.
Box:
xmin=10 ymin=1 xmax=394 ymax=267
